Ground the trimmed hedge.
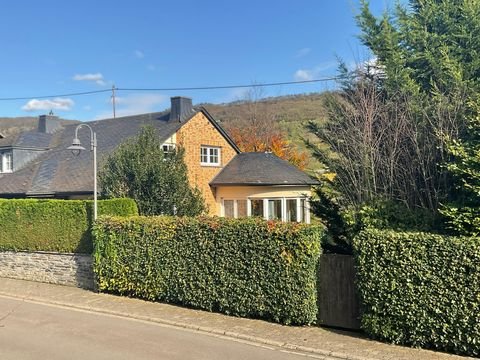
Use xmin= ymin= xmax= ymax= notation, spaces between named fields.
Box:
xmin=0 ymin=198 xmax=138 ymax=253
xmin=354 ymin=229 xmax=480 ymax=356
xmin=93 ymin=216 xmax=322 ymax=325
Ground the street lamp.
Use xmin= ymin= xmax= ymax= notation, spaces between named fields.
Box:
xmin=68 ymin=124 xmax=98 ymax=220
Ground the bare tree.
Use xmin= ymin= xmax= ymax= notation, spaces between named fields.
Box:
xmin=308 ymin=71 xmax=465 ymax=211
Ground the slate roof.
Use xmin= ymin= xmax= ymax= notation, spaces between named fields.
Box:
xmin=0 ymin=108 xmax=233 ymax=197
xmin=210 ymin=152 xmax=320 ymax=186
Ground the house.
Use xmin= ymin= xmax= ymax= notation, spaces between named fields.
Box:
xmin=0 ymin=97 xmax=318 ymax=222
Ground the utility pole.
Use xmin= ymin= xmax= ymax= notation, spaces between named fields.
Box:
xmin=111 ymin=85 xmax=117 ymax=118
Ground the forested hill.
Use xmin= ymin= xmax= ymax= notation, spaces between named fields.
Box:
xmin=202 ymin=92 xmax=328 ymax=126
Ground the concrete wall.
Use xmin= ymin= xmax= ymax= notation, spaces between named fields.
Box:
xmin=0 ymin=251 xmax=94 ymax=290
xmin=318 ymin=254 xmax=360 ymax=330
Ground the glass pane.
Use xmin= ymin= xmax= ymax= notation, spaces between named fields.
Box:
xmin=237 ymin=200 xmax=247 ymax=218
xmin=268 ymin=199 xmax=282 ymax=220
xmin=6 ymin=153 xmax=12 ymax=171
xmin=286 ymin=199 xmax=297 ymax=222
xmin=300 ymin=199 xmax=306 ymax=223
xmin=224 ymin=200 xmax=234 ymax=218
xmin=250 ymin=199 xmax=264 ymax=217
xmin=201 ymin=148 xmax=208 ymax=163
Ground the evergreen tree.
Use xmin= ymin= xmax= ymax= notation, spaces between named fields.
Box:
xmin=99 ymin=126 xmax=206 ymax=216
xmin=309 ymin=0 xmax=480 ymax=236
xmin=441 ymin=100 xmax=480 ymax=235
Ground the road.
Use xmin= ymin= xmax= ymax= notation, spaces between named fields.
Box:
xmin=0 ymin=296 xmax=325 ymax=360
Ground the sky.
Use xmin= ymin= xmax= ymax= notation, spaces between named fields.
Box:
xmin=0 ymin=0 xmax=396 ymax=121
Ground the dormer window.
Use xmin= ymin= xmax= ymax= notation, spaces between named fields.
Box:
xmin=200 ymin=146 xmax=221 ymax=166
xmin=0 ymin=151 xmax=13 ymax=173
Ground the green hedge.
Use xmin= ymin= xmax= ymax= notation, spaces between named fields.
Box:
xmin=0 ymin=198 xmax=138 ymax=253
xmin=354 ymin=229 xmax=480 ymax=356
xmin=93 ymin=216 xmax=322 ymax=325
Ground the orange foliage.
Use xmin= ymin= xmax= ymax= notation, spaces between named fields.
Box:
xmin=229 ymin=127 xmax=308 ymax=170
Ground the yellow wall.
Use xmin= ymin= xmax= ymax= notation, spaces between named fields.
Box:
xmin=215 ymin=185 xmax=313 ymax=221
xmin=176 ymin=112 xmax=238 ymax=215
xmin=216 ymin=185 xmax=312 ymax=201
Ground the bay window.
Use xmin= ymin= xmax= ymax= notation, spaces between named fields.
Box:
xmin=222 ymin=197 xmax=310 ymax=223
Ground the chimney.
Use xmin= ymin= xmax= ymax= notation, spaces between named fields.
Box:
xmin=169 ymin=96 xmax=194 ymax=122
xmin=38 ymin=114 xmax=62 ymax=134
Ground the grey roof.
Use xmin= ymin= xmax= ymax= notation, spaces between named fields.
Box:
xmin=0 ymin=108 xmax=236 ymax=197
xmin=210 ymin=152 xmax=319 ymax=186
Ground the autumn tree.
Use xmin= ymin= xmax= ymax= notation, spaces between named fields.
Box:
xmin=99 ymin=126 xmax=206 ymax=216
xmin=225 ymin=87 xmax=308 ymax=169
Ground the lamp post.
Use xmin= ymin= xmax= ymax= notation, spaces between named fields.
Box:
xmin=68 ymin=124 xmax=98 ymax=220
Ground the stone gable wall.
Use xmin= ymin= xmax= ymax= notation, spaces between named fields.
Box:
xmin=177 ymin=112 xmax=237 ymax=215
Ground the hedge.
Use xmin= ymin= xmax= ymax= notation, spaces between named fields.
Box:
xmin=93 ymin=216 xmax=322 ymax=325
xmin=0 ymin=198 xmax=138 ymax=253
xmin=354 ymin=229 xmax=480 ymax=356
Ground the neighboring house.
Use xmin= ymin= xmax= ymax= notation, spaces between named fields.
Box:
xmin=0 ymin=97 xmax=318 ymax=222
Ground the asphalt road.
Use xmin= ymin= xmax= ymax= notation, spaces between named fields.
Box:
xmin=0 ymin=296 xmax=324 ymax=360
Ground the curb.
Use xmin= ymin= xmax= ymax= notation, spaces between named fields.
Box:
xmin=0 ymin=290 xmax=371 ymax=360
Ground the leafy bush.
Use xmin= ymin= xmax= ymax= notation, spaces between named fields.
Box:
xmin=354 ymin=229 xmax=480 ymax=356
xmin=93 ymin=216 xmax=322 ymax=325
xmin=348 ymin=200 xmax=440 ymax=233
xmin=311 ymin=186 xmax=441 ymax=255
xmin=0 ymin=198 xmax=138 ymax=253
xmin=99 ymin=126 xmax=206 ymax=216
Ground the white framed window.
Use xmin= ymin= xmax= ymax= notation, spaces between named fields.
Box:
xmin=200 ymin=146 xmax=221 ymax=166
xmin=0 ymin=151 xmax=12 ymax=173
xmin=162 ymin=143 xmax=175 ymax=156
xmin=223 ymin=197 xmax=310 ymax=223
xmin=222 ymin=199 xmax=248 ymax=218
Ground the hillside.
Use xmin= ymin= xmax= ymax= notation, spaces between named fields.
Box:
xmin=0 ymin=117 xmax=79 ymax=138
xmin=203 ymin=92 xmax=329 ymax=171
xmin=0 ymin=117 xmax=39 ymax=137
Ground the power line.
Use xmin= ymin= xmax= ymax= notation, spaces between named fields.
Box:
xmin=0 ymin=89 xmax=111 ymax=101
xmin=0 ymin=77 xmax=342 ymax=102
xmin=118 ymin=77 xmax=343 ymax=92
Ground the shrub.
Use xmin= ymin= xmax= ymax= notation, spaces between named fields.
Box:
xmin=0 ymin=198 xmax=138 ymax=253
xmin=354 ymin=229 xmax=480 ymax=356
xmin=93 ymin=216 xmax=322 ymax=325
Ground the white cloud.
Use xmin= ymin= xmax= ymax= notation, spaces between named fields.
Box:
xmin=72 ymin=72 xmax=106 ymax=86
xmin=295 ymin=47 xmax=311 ymax=58
xmin=134 ymin=50 xmax=145 ymax=59
xmin=22 ymin=98 xmax=74 ymax=112
xmin=294 ymin=69 xmax=315 ymax=81
xmin=95 ymin=93 xmax=167 ymax=119
xmin=293 ymin=61 xmax=337 ymax=81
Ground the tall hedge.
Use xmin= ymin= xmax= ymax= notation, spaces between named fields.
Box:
xmin=93 ymin=216 xmax=322 ymax=325
xmin=354 ymin=229 xmax=480 ymax=356
xmin=0 ymin=198 xmax=138 ymax=253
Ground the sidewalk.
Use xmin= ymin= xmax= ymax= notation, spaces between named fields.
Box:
xmin=0 ymin=277 xmax=472 ymax=360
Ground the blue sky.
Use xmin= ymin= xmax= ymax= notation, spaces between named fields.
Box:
xmin=0 ymin=0 xmax=395 ymax=121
